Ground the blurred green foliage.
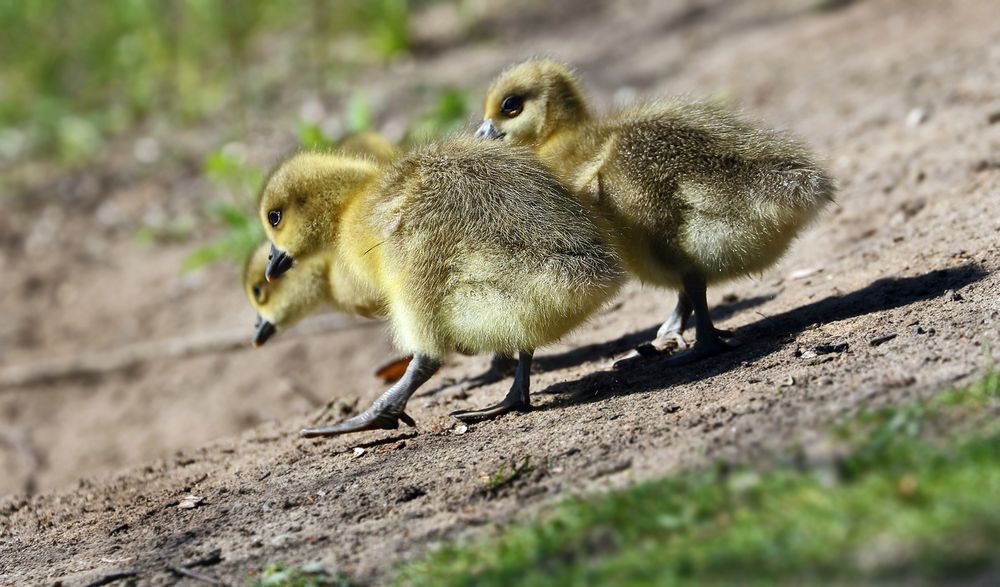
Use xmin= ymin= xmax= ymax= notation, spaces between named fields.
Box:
xmin=0 ymin=0 xmax=463 ymax=165
xmin=397 ymin=370 xmax=1000 ymax=586
xmin=0 ymin=0 xmax=480 ymax=271
xmin=363 ymin=0 xmax=412 ymax=59
xmin=405 ymin=87 xmax=470 ymax=144
xmin=182 ymin=144 xmax=264 ymax=271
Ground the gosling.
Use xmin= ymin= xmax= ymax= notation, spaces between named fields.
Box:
xmin=476 ymin=59 xmax=835 ymax=365
xmin=243 ymin=240 xmax=388 ymax=343
xmin=243 ymin=131 xmax=399 ymax=345
xmin=259 ymin=138 xmax=624 ymax=433
xmin=244 ymin=242 xmax=520 ymax=386
xmin=247 ymin=132 xmax=416 ymax=381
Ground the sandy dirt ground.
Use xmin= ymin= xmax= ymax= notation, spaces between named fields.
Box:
xmin=2 ymin=0 xmax=999 ymax=583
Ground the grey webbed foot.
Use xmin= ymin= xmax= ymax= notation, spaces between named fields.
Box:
xmin=610 ymin=343 xmax=662 ymax=371
xmin=612 ymin=327 xmax=735 ymax=370
xmin=301 ymin=408 xmax=415 ymax=437
xmin=613 ymin=274 xmax=738 ymax=370
xmin=649 ymin=326 xmax=733 ymax=353
xmin=450 ymin=350 xmax=533 ymax=423
xmin=301 ymin=354 xmax=440 ymax=438
xmin=449 ymin=392 xmax=530 ymax=423
xmin=661 ymin=272 xmax=734 ymax=367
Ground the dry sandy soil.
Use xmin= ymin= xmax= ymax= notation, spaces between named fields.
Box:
xmin=2 ymin=0 xmax=1000 ymax=584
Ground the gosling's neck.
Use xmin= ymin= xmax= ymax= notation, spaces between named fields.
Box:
xmin=537 ymin=115 xmax=605 ymax=186
xmin=325 ymin=248 xmax=386 ymax=318
xmin=333 ymin=171 xmax=391 ymax=317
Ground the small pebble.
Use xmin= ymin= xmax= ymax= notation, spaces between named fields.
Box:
xmin=906 ymin=106 xmax=929 ymax=128
xmin=788 ymin=267 xmax=822 ymax=280
xmin=353 ymin=447 xmax=365 ymax=458
xmin=869 ymin=333 xmax=897 ymax=347
xmin=452 ymin=424 xmax=469 ymax=435
xmin=177 ymin=495 xmax=204 ymax=510
xmin=814 ymin=342 xmax=849 ymax=355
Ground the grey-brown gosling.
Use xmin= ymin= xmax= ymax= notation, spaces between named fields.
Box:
xmin=259 ymin=138 xmax=624 ymax=433
xmin=477 ymin=59 xmax=835 ymax=365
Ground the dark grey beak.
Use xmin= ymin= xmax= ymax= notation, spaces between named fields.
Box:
xmin=252 ymin=314 xmax=277 ymax=347
xmin=264 ymin=243 xmax=294 ymax=282
xmin=475 ymin=119 xmax=505 ymax=140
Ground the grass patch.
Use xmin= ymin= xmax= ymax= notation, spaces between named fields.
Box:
xmin=1 ymin=1 xmax=474 ymax=165
xmin=250 ymin=561 xmax=351 ymax=587
xmin=396 ymin=371 xmax=1000 ymax=586
xmin=484 ymin=456 xmax=534 ymax=494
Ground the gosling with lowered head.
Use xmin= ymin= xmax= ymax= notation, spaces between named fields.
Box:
xmin=259 ymin=138 xmax=624 ymax=433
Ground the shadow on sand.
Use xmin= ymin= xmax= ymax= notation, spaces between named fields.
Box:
xmin=533 ymin=293 xmax=776 ymax=373
xmin=533 ymin=263 xmax=988 ymax=409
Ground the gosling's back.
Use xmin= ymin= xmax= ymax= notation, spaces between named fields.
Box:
xmin=360 ymin=139 xmax=624 ymax=355
xmin=593 ymin=101 xmax=835 ymax=282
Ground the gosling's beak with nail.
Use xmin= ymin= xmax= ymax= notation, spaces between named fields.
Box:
xmin=252 ymin=315 xmax=277 ymax=347
xmin=264 ymin=243 xmax=294 ymax=282
xmin=475 ymin=119 xmax=505 ymax=140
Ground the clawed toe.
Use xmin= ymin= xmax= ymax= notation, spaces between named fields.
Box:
xmin=652 ymin=332 xmax=689 ymax=352
xmin=663 ymin=338 xmax=733 ymax=367
xmin=301 ymin=408 xmax=416 ymax=438
xmin=450 ymin=398 xmax=530 ymax=423
xmin=611 ymin=343 xmax=663 ymax=370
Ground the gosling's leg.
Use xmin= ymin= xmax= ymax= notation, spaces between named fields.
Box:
xmin=460 ymin=353 xmax=518 ymax=390
xmin=653 ymin=292 xmax=694 ymax=350
xmin=301 ymin=354 xmax=441 ymax=437
xmin=420 ymin=353 xmax=517 ymax=397
xmin=664 ymin=272 xmax=733 ymax=366
xmin=450 ymin=350 xmax=533 ymax=423
xmin=613 ymin=291 xmax=735 ymax=370
xmin=654 ymin=292 xmax=734 ymax=346
xmin=611 ymin=293 xmax=692 ymax=370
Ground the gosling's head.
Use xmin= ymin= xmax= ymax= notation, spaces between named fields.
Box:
xmin=243 ymin=242 xmax=328 ymax=346
xmin=476 ymin=59 xmax=591 ymax=147
xmin=258 ymin=152 xmax=378 ymax=281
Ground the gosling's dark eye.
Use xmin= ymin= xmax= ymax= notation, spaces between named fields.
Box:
xmin=252 ymin=284 xmax=263 ymax=302
xmin=500 ymin=95 xmax=524 ymax=117
xmin=268 ymin=209 xmax=281 ymax=227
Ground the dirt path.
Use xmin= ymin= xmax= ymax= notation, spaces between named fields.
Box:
xmin=2 ymin=0 xmax=1000 ymax=583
